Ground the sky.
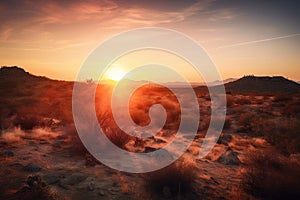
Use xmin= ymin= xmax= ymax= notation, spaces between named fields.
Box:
xmin=0 ymin=0 xmax=299 ymax=81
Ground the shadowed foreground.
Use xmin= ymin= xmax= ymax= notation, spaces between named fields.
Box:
xmin=1 ymin=67 xmax=300 ymax=199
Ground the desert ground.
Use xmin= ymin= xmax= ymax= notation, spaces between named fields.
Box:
xmin=1 ymin=67 xmax=300 ymax=200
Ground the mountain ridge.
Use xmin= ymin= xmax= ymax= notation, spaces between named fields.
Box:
xmin=223 ymin=75 xmax=300 ymax=94
xmin=1 ymin=66 xmax=300 ymax=94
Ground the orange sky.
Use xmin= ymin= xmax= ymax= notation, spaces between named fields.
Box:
xmin=0 ymin=0 xmax=299 ymax=81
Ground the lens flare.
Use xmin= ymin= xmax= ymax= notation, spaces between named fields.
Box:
xmin=104 ymin=67 xmax=126 ymax=81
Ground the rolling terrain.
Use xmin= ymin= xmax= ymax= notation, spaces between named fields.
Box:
xmin=0 ymin=66 xmax=300 ymax=200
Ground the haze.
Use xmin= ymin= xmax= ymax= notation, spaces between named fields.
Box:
xmin=0 ymin=0 xmax=299 ymax=81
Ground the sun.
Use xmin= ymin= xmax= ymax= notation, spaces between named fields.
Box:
xmin=104 ymin=67 xmax=126 ymax=82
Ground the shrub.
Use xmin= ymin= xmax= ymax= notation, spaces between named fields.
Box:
xmin=61 ymin=124 xmax=88 ymax=156
xmin=273 ymin=94 xmax=293 ymax=102
xmin=144 ymin=155 xmax=197 ymax=198
xmin=208 ymin=116 xmax=232 ymax=132
xmin=242 ymin=150 xmax=300 ymax=200
xmin=236 ymin=96 xmax=252 ymax=105
xmin=237 ymin=112 xmax=300 ymax=155
xmin=13 ymin=115 xmax=40 ymax=130
xmin=15 ymin=175 xmax=57 ymax=200
xmin=284 ymin=101 xmax=300 ymax=116
xmin=237 ymin=112 xmax=257 ymax=133
xmin=226 ymin=94 xmax=235 ymax=107
xmin=104 ymin=127 xmax=132 ymax=150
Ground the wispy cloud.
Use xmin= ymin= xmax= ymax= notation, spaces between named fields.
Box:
xmin=215 ymin=33 xmax=300 ymax=49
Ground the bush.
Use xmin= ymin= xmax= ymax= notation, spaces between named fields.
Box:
xmin=15 ymin=175 xmax=57 ymax=200
xmin=238 ymin=112 xmax=300 ymax=155
xmin=226 ymin=94 xmax=235 ymax=107
xmin=284 ymin=101 xmax=300 ymax=116
xmin=273 ymin=94 xmax=293 ymax=102
xmin=144 ymin=155 xmax=197 ymax=198
xmin=237 ymin=112 xmax=257 ymax=133
xmin=59 ymin=124 xmax=88 ymax=156
xmin=236 ymin=96 xmax=252 ymax=105
xmin=242 ymin=150 xmax=300 ymax=200
xmin=13 ymin=115 xmax=40 ymax=130
xmin=104 ymin=127 xmax=133 ymax=149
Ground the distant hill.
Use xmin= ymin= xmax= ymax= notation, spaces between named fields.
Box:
xmin=1 ymin=66 xmax=300 ymax=95
xmin=224 ymin=75 xmax=300 ymax=94
xmin=206 ymin=78 xmax=237 ymax=86
xmin=0 ymin=66 xmax=74 ymax=128
xmin=0 ymin=66 xmax=50 ymax=82
xmin=0 ymin=66 xmax=29 ymax=76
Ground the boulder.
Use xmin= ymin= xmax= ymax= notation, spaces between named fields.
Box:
xmin=144 ymin=146 xmax=157 ymax=153
xmin=23 ymin=163 xmax=42 ymax=172
xmin=99 ymin=189 xmax=105 ymax=196
xmin=27 ymin=175 xmax=42 ymax=188
xmin=87 ymin=182 xmax=95 ymax=191
xmin=217 ymin=134 xmax=232 ymax=145
xmin=217 ymin=149 xmax=240 ymax=165
xmin=3 ymin=150 xmax=14 ymax=157
xmin=60 ymin=173 xmax=87 ymax=186
xmin=43 ymin=174 xmax=59 ymax=185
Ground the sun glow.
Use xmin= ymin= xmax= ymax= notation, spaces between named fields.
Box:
xmin=104 ymin=68 xmax=126 ymax=82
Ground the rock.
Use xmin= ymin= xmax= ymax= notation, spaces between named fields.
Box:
xmin=109 ymin=187 xmax=118 ymax=195
xmin=163 ymin=186 xmax=172 ymax=198
xmin=23 ymin=163 xmax=42 ymax=172
xmin=43 ymin=174 xmax=59 ymax=185
xmin=60 ymin=173 xmax=86 ymax=186
xmin=3 ymin=150 xmax=14 ymax=157
xmin=19 ymin=185 xmax=31 ymax=193
xmin=10 ymin=163 xmax=23 ymax=170
xmin=217 ymin=134 xmax=232 ymax=145
xmin=210 ymin=176 xmax=219 ymax=185
xmin=141 ymin=132 xmax=153 ymax=138
xmin=21 ymin=156 xmax=31 ymax=160
xmin=87 ymin=182 xmax=95 ymax=191
xmin=99 ymin=189 xmax=105 ymax=196
xmin=27 ymin=175 xmax=42 ymax=188
xmin=153 ymin=137 xmax=167 ymax=144
xmin=56 ymin=134 xmax=68 ymax=140
xmin=217 ymin=149 xmax=240 ymax=165
xmin=39 ymin=140 xmax=48 ymax=145
xmin=152 ymin=149 xmax=173 ymax=162
xmin=144 ymin=146 xmax=157 ymax=153
xmin=52 ymin=141 xmax=61 ymax=148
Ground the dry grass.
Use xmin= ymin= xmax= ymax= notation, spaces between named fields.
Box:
xmin=226 ymin=94 xmax=235 ymax=107
xmin=15 ymin=175 xmax=58 ymax=200
xmin=242 ymin=150 xmax=300 ymax=200
xmin=143 ymin=155 xmax=197 ymax=198
xmin=1 ymin=127 xmax=26 ymax=143
xmin=236 ymin=95 xmax=252 ymax=105
xmin=0 ymin=75 xmax=73 ymax=132
xmin=284 ymin=101 xmax=300 ymax=116
xmin=237 ymin=111 xmax=300 ymax=155
xmin=226 ymin=94 xmax=252 ymax=107
xmin=103 ymin=126 xmax=133 ymax=149
xmin=1 ymin=126 xmax=64 ymax=144
xmin=273 ymin=93 xmax=293 ymax=102
xmin=95 ymin=84 xmax=183 ymax=150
